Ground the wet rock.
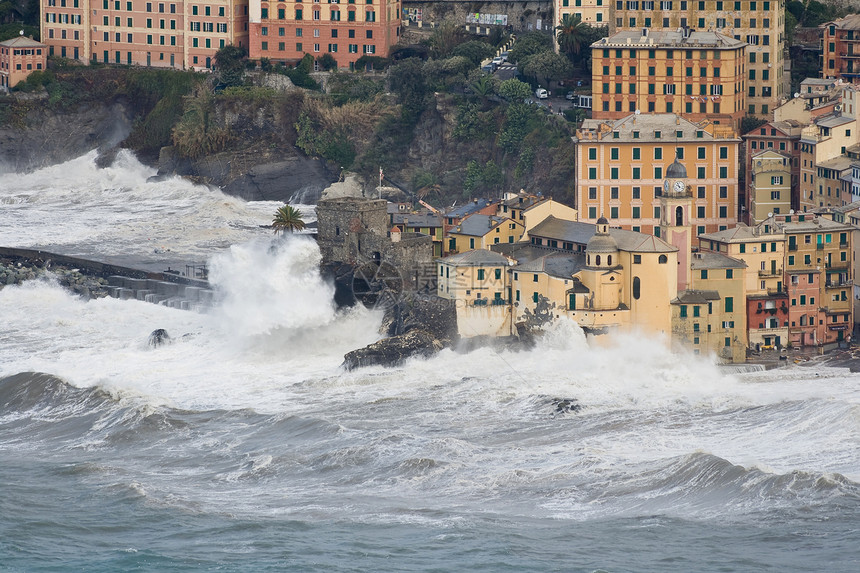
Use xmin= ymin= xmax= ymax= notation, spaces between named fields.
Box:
xmin=148 ymin=329 xmax=171 ymax=348
xmin=342 ymin=329 xmax=442 ymax=370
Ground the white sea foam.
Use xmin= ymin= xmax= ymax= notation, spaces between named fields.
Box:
xmin=1 ymin=150 xmax=859 ymax=529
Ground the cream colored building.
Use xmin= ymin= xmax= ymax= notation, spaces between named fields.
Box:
xmin=609 ymin=0 xmax=786 ymax=117
xmin=437 ymin=249 xmax=515 ymax=338
xmin=555 ymin=0 xmax=607 ymax=29
xmin=749 ymin=150 xmax=792 ymax=223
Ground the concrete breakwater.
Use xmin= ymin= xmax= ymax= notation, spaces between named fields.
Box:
xmin=105 ymin=275 xmax=214 ymax=311
xmin=0 ymin=247 xmax=214 ymax=311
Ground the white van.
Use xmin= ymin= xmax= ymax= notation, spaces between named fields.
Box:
xmin=534 ymin=88 xmax=548 ymax=99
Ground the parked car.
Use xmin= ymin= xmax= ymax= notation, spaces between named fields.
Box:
xmin=535 ymin=88 xmax=548 ymax=99
xmin=566 ymin=92 xmax=576 ymax=100
xmin=492 ymin=56 xmax=504 ymax=66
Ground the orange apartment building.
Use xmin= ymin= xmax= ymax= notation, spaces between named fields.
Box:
xmin=573 ymin=113 xmax=741 ymax=236
xmin=40 ymin=0 xmax=249 ymax=70
xmin=591 ymin=29 xmax=746 ymax=129
xmin=248 ymin=0 xmax=401 ymax=70
xmin=0 ymin=36 xmax=47 ymax=91
xmin=609 ymin=0 xmax=787 ymax=118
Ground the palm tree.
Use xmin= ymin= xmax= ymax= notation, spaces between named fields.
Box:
xmin=272 ymin=205 xmax=306 ymax=234
xmin=556 ymin=14 xmax=589 ymax=57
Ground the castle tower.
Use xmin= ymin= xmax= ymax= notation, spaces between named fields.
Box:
xmin=660 ymin=158 xmax=693 ymax=292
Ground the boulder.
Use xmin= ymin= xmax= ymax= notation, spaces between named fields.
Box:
xmin=342 ymin=329 xmax=442 ymax=370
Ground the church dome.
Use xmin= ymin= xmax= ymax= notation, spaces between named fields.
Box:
xmin=586 ymin=222 xmax=618 ymax=254
xmin=666 ymin=158 xmax=687 ymax=179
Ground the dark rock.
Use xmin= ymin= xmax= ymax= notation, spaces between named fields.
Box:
xmin=148 ymin=329 xmax=171 ymax=348
xmin=342 ymin=329 xmax=442 ymax=370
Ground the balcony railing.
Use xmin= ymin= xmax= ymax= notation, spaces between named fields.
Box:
xmin=758 ymin=269 xmax=783 ymax=277
xmin=788 ymin=244 xmax=798 ymax=251
xmin=825 ymin=280 xmax=853 ymax=288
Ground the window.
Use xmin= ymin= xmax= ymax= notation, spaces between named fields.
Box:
xmin=725 ymin=297 xmax=733 ymax=313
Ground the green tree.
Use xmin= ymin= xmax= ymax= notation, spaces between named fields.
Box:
xmin=214 ymin=44 xmax=247 ymax=88
xmin=429 ymin=19 xmax=466 ymax=59
xmin=452 ymin=40 xmax=496 ymax=66
xmin=499 ymin=103 xmax=532 ymax=154
xmin=555 ymin=14 xmax=590 ymax=57
xmin=508 ymin=32 xmax=553 ymax=64
xmin=521 ymin=51 xmax=574 ymax=85
xmin=389 ymin=57 xmax=429 ymax=123
xmin=498 ymin=78 xmax=532 ymax=102
xmin=317 ymin=53 xmax=337 ymax=71
xmin=272 ymin=205 xmax=307 ymax=234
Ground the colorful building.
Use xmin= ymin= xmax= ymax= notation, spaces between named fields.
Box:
xmin=248 ymin=0 xmax=401 ymax=70
xmin=573 ymin=113 xmax=741 ymax=235
xmin=554 ymin=0 xmax=607 ymax=29
xmin=0 ymin=36 xmax=47 ymax=91
xmin=437 ymin=249 xmax=514 ymax=337
xmin=608 ymin=0 xmax=787 ymax=117
xmin=446 ymin=214 xmax=525 ymax=255
xmin=820 ymin=15 xmax=860 ymax=82
xmin=748 ymin=150 xmax=792 ymax=223
xmin=39 ymin=0 xmax=250 ymax=70
xmin=590 ymin=29 xmax=746 ymax=128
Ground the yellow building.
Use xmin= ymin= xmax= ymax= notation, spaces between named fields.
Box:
xmin=699 ymin=222 xmax=788 ymax=350
xmin=437 ymin=249 xmax=514 ymax=337
xmin=573 ymin=113 xmax=741 ymax=235
xmin=497 ymin=192 xmax=579 ymax=240
xmin=672 ymin=251 xmax=748 ymax=362
xmin=609 ymin=0 xmax=786 ymax=117
xmin=590 ymin=29 xmax=746 ymax=129
xmin=446 ymin=214 xmax=524 ymax=254
xmin=749 ymin=150 xmax=792 ymax=223
xmin=511 ymin=216 xmax=678 ymax=335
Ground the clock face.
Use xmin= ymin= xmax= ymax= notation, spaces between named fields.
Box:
xmin=674 ymin=180 xmax=685 ymax=192
xmin=664 ymin=180 xmax=670 ymax=192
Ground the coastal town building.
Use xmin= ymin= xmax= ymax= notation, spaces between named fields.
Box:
xmin=799 ymin=87 xmax=860 ymax=212
xmin=608 ymin=0 xmax=786 ymax=117
xmin=0 ymin=36 xmax=47 ymax=91
xmin=446 ymin=214 xmax=524 ymax=255
xmin=39 ymin=0 xmax=249 ymax=69
xmin=699 ymin=223 xmax=789 ymax=350
xmin=672 ymin=251 xmax=748 ymax=362
xmin=573 ymin=113 xmax=741 ymax=235
xmin=820 ymin=15 xmax=860 ymax=82
xmin=436 ymin=249 xmax=514 ymax=338
xmin=747 ymin=150 xmax=792 ymax=223
xmin=496 ymin=191 xmax=579 ymax=240
xmin=741 ymin=119 xmax=802 ymax=216
xmin=554 ymin=0 xmax=607 ymax=28
xmin=247 ymin=0 xmax=401 ymax=70
xmin=590 ymin=29 xmax=747 ymax=129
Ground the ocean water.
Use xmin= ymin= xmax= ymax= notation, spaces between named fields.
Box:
xmin=1 ymin=153 xmax=859 ymax=572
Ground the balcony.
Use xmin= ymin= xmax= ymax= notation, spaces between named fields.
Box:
xmin=758 ymin=269 xmax=783 ymax=278
xmin=767 ymin=287 xmax=786 ymax=296
xmin=825 ymin=261 xmax=850 ymax=270
xmin=824 ymin=279 xmax=853 ymax=288
xmin=788 ymin=244 xmax=798 ymax=251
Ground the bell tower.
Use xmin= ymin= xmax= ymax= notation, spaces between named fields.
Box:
xmin=660 ymin=157 xmax=693 ymax=291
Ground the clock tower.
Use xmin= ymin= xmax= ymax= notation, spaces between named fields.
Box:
xmin=660 ymin=157 xmax=693 ymax=291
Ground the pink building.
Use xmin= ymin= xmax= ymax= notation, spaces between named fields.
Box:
xmin=0 ymin=36 xmax=47 ymax=91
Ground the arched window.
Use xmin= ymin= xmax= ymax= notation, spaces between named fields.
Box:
xmin=633 ymin=276 xmax=641 ymax=299
xmin=607 ymin=255 xmax=612 ymax=266
xmin=675 ymin=206 xmax=684 ymax=227
xmin=596 ymin=255 xmax=601 ymax=266
xmin=658 ymin=254 xmax=668 ymax=264
xmin=587 ymin=255 xmax=591 ymax=266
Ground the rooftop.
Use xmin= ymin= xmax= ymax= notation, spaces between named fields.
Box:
xmin=821 ymin=14 xmax=860 ymax=31
xmin=593 ymin=30 xmax=746 ymax=49
xmin=529 ymin=216 xmax=677 ymax=253
xmin=514 ymin=252 xmax=585 ymax=279
xmin=391 ymin=212 xmax=442 ymax=227
xmin=0 ymin=36 xmax=45 ymax=48
xmin=672 ymin=290 xmax=721 ymax=304
xmin=441 ymin=249 xmax=510 ymax=266
xmin=700 ymin=223 xmax=784 ymax=243
xmin=451 ymin=214 xmax=509 ymax=237
xmin=577 ymin=113 xmax=738 ymax=143
xmin=691 ymin=252 xmax=747 ymax=270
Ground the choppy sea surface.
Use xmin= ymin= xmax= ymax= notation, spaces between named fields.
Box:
xmin=1 ymin=152 xmax=859 ymax=572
